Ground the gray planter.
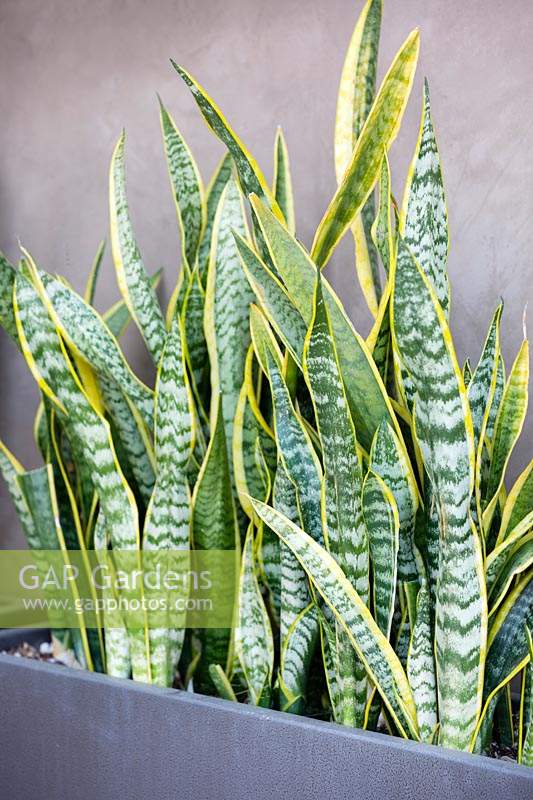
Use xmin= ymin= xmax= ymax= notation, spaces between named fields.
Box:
xmin=0 ymin=636 xmax=531 ymax=800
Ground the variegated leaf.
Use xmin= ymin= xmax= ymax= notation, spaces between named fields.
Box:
xmin=0 ymin=251 xmax=17 ymax=343
xmin=103 ymin=269 xmax=162 ymax=339
xmin=172 ymin=62 xmax=281 ymax=218
xmin=197 ymin=153 xmax=233 ymax=285
xmin=311 ymin=30 xmax=419 ymax=267
xmin=109 ymin=131 xmax=166 ymax=363
xmin=250 ymin=196 xmax=403 ymax=453
xmin=192 ymin=398 xmax=240 ymax=694
xmin=520 ymin=628 xmax=533 ymax=766
xmin=468 ymin=304 xmax=503 ymax=453
xmin=362 ymin=470 xmax=399 ymax=638
xmin=369 ymin=419 xmax=419 ymax=583
xmin=84 ymin=239 xmax=106 ymax=306
xmin=205 ymin=179 xmax=253 ymax=459
xmin=251 ymin=499 xmax=419 ymax=740
xmin=273 ymin=127 xmax=295 ymax=235
xmin=235 ymin=231 xmax=307 ymax=367
xmin=335 ymin=0 xmax=382 ymax=316
xmin=37 ymin=268 xmax=154 ymax=428
xmin=406 ymin=568 xmax=438 ymax=742
xmin=159 ymin=96 xmax=205 ymax=268
xmin=14 ymin=273 xmax=150 ymax=682
xmin=392 ymin=238 xmax=485 ymax=751
xmin=498 ymin=458 xmax=533 ymax=544
xmin=235 ymin=523 xmax=274 ymax=706
xmin=483 ymin=340 xmax=529 ymax=530
xmin=400 ymin=80 xmax=449 ymax=314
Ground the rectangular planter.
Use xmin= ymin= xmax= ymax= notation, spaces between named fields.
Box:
xmin=0 ymin=636 xmax=532 ymax=800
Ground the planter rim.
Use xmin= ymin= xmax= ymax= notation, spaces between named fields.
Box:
xmin=1 ymin=650 xmax=530 ymax=780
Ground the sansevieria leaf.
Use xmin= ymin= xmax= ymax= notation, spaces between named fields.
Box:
xmin=497 ymin=458 xmax=533 ymax=544
xmin=110 ymin=131 xmax=166 ymax=363
xmin=392 ymin=238 xmax=486 ymax=751
xmin=235 ymin=523 xmax=274 ymax=706
xmin=172 ymin=62 xmax=281 ymax=220
xmin=251 ymin=499 xmax=419 ymax=740
xmin=406 ymin=568 xmax=438 ymax=742
xmin=400 ymin=80 xmax=449 ymax=315
xmin=335 ymin=0 xmax=382 ymax=316
xmin=311 ymin=29 xmax=419 ymax=268
xmin=159 ymin=96 xmax=205 ymax=268
xmin=250 ymin=196 xmax=403 ymax=453
xmin=0 ymin=252 xmax=17 ymax=342
xmin=483 ymin=340 xmax=529 ymax=530
xmin=369 ymin=419 xmax=419 ymax=583
xmin=144 ymin=313 xmax=193 ymax=686
xmin=83 ymin=239 xmax=106 ymax=306
xmin=273 ymin=127 xmax=295 ymax=235
xmin=204 ymin=179 xmax=253 ymax=455
xmin=197 ymin=153 xmax=233 ymax=285
xmin=192 ymin=398 xmax=240 ymax=694
xmin=14 ymin=274 xmax=151 ymax=682
xmin=362 ymin=470 xmax=399 ymax=638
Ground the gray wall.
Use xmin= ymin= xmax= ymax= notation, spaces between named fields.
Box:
xmin=1 ymin=0 xmax=532 ymax=546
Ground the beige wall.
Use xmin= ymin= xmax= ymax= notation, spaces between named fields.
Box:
xmin=1 ymin=0 xmax=532 ymax=545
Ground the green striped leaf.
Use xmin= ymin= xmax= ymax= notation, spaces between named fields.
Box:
xmin=468 ymin=304 xmax=503 ymax=452
xmin=303 ymin=276 xmax=368 ymax=600
xmin=304 ymin=276 xmax=370 ymax=726
xmin=476 ymin=574 xmax=533 ymax=751
xmin=250 ymin=196 xmax=402 ymax=453
xmin=369 ymin=419 xmax=419 ymax=583
xmin=520 ymin=628 xmax=533 ymax=766
xmin=406 ymin=570 xmax=438 ymax=742
xmin=392 ymin=238 xmax=485 ymax=751
xmin=488 ymin=533 xmax=533 ymax=617
xmin=370 ymin=153 xmax=393 ymax=276
xmin=362 ymin=471 xmax=399 ymax=638
xmin=159 ymin=96 xmax=205 ymax=268
xmin=486 ymin=354 xmax=506 ymax=442
xmin=35 ymin=266 xmax=154 ymax=429
xmin=109 ymin=131 xmax=166 ymax=363
xmin=273 ymin=127 xmax=295 ymax=235
xmin=498 ymin=458 xmax=533 ymax=544
xmin=0 ymin=441 xmax=35 ymax=539
xmin=84 ymin=239 xmax=106 ymax=305
xmin=400 ymin=80 xmax=449 ymax=314
xmin=181 ymin=265 xmax=208 ymax=405
xmin=103 ymin=269 xmax=163 ymax=339
xmin=335 ymin=0 xmax=382 ymax=316
xmin=486 ymin=512 xmax=533 ymax=593
xmin=208 ymin=664 xmax=238 ymax=702
xmin=172 ymin=62 xmax=281 ymax=218
xmin=250 ymin=499 xmax=419 ymax=739
xmin=483 ymin=340 xmax=529 ymax=529
xmin=236 ymin=232 xmax=307 ymax=367
xmin=192 ymin=398 xmax=240 ymax=694
xmin=265 ymin=352 xmax=323 ymax=546
xmin=0 ymin=251 xmax=17 ymax=343
xmin=311 ymin=29 xmax=419 ymax=268
xmin=14 ymin=273 xmax=150 ymax=682
xmin=273 ymin=460 xmax=317 ymax=713
xmin=205 ymin=179 xmax=253 ymax=456
xmin=235 ymin=523 xmax=274 ymax=706
xmin=93 ymin=513 xmax=131 ymax=678
xmin=197 ymin=153 xmax=233 ymax=285
xmin=98 ymin=378 xmax=156 ymax=505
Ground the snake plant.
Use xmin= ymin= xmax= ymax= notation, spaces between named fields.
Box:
xmin=0 ymin=0 xmax=531 ymax=762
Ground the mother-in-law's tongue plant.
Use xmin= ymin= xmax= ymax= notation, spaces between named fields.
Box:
xmin=0 ymin=0 xmax=531 ymax=763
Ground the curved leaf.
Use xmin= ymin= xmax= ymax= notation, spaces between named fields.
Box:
xmin=311 ymin=29 xmax=419 ymax=267
xmin=109 ymin=131 xmax=166 ymax=363
xmin=250 ymin=499 xmax=419 ymax=740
